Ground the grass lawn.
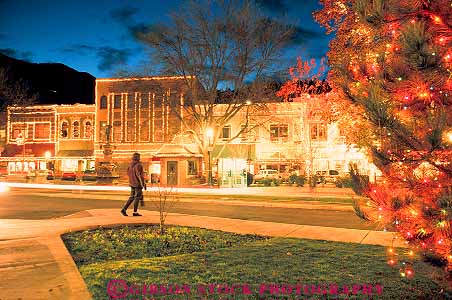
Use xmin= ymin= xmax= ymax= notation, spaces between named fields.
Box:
xmin=62 ymin=225 xmax=451 ymax=300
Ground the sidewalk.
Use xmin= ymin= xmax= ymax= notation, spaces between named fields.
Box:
xmin=0 ymin=209 xmax=406 ymax=300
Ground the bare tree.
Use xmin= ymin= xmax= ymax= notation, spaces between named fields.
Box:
xmin=148 ymin=185 xmax=180 ymax=235
xmin=0 ymin=67 xmax=37 ymax=111
xmin=136 ymin=0 xmax=295 ymax=176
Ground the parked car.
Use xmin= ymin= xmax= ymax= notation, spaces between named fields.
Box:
xmin=62 ymin=171 xmax=77 ymax=181
xmin=81 ymin=169 xmax=97 ymax=181
xmin=254 ymin=169 xmax=281 ymax=183
xmin=315 ymin=170 xmax=341 ymax=184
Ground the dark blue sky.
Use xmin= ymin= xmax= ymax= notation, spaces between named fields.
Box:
xmin=0 ymin=0 xmax=331 ymax=78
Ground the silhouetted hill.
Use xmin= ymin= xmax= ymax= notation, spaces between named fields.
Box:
xmin=0 ymin=53 xmax=94 ymax=106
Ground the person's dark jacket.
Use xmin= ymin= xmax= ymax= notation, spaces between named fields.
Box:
xmin=127 ymin=160 xmax=145 ymax=188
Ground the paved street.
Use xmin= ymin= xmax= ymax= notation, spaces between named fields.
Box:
xmin=2 ymin=188 xmax=374 ymax=230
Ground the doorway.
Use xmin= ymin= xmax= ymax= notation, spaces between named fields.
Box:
xmin=167 ymin=161 xmax=178 ymax=186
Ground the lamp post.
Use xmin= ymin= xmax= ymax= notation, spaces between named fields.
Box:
xmin=44 ymin=151 xmax=51 ymax=170
xmin=205 ymin=127 xmax=214 ymax=187
xmin=16 ymin=133 xmax=25 ymax=174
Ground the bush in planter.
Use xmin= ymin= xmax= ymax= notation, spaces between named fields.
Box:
xmin=309 ymin=175 xmax=318 ymax=188
xmin=288 ymin=174 xmax=298 ymax=185
xmin=272 ymin=178 xmax=281 ymax=186
xmin=262 ymin=178 xmax=272 ymax=186
xmin=335 ymin=176 xmax=353 ymax=188
xmin=295 ymin=175 xmax=305 ymax=187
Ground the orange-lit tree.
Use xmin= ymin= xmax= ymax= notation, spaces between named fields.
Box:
xmin=315 ymin=0 xmax=452 ymax=275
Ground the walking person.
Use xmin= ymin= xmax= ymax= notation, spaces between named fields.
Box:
xmin=121 ymin=152 xmax=146 ymax=216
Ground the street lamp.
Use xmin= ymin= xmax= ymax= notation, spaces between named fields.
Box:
xmin=44 ymin=151 xmax=51 ymax=170
xmin=205 ymin=127 xmax=214 ymax=187
xmin=16 ymin=133 xmax=25 ymax=174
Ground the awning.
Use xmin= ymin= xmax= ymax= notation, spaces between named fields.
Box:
xmin=56 ymin=150 xmax=94 ymax=158
xmin=153 ymin=144 xmax=202 ymax=158
xmin=212 ymin=144 xmax=256 ymax=160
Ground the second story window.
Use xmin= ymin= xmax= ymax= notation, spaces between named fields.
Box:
xmin=240 ymin=124 xmax=256 ymax=142
xmin=35 ymin=123 xmax=50 ymax=139
xmin=128 ymin=94 xmax=135 ymax=109
xmin=310 ymin=123 xmax=327 ymax=141
xmin=84 ymin=121 xmax=92 ymax=139
xmin=114 ymin=95 xmax=121 ymax=109
xmin=60 ymin=121 xmax=69 ymax=138
xmin=99 ymin=121 xmax=107 ymax=141
xmin=72 ymin=121 xmax=80 ymax=138
xmin=270 ymin=124 xmax=288 ymax=142
xmin=220 ymin=125 xmax=231 ymax=140
xmin=141 ymin=96 xmax=148 ymax=108
xmin=100 ymin=96 xmax=107 ymax=109
xmin=309 ymin=110 xmax=327 ymax=141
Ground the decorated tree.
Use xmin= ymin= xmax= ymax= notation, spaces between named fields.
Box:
xmin=315 ymin=0 xmax=452 ymax=275
xmin=276 ymin=57 xmax=338 ymax=186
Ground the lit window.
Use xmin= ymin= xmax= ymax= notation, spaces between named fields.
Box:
xmin=11 ymin=124 xmax=25 ymax=140
xmin=188 ymin=160 xmax=198 ymax=175
xmin=309 ymin=110 xmax=327 ymax=141
xmin=72 ymin=121 xmax=80 ymax=138
xmin=220 ymin=125 xmax=231 ymax=140
xmin=100 ymin=96 xmax=107 ymax=109
xmin=84 ymin=121 xmax=92 ymax=139
xmin=35 ymin=123 xmax=50 ymax=139
xmin=270 ymin=124 xmax=288 ymax=142
xmin=61 ymin=121 xmax=69 ymax=138
xmin=240 ymin=124 xmax=256 ymax=142
xmin=310 ymin=123 xmax=327 ymax=141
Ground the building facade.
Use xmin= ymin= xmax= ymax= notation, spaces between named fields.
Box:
xmin=2 ymin=76 xmax=378 ymax=185
xmin=94 ymin=76 xmax=197 ymax=185
xmin=1 ymin=104 xmax=95 ymax=175
xmin=209 ymin=96 xmax=379 ymax=186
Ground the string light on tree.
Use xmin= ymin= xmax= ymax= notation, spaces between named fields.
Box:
xmin=315 ymin=0 xmax=452 ymax=278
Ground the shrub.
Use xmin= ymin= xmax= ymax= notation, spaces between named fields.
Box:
xmin=272 ymin=178 xmax=281 ymax=186
xmin=335 ymin=176 xmax=353 ymax=188
xmin=288 ymin=174 xmax=298 ymax=185
xmin=295 ymin=175 xmax=305 ymax=187
xmin=309 ymin=175 xmax=318 ymax=188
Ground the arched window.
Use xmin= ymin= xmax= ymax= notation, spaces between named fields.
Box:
xmin=309 ymin=110 xmax=327 ymax=141
xmin=84 ymin=120 xmax=92 ymax=139
xmin=100 ymin=95 xmax=107 ymax=109
xmin=72 ymin=121 xmax=80 ymax=138
xmin=60 ymin=121 xmax=69 ymax=138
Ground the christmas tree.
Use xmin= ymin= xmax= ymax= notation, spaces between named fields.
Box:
xmin=314 ymin=0 xmax=452 ymax=275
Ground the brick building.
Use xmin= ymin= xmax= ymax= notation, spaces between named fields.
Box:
xmin=94 ymin=76 xmax=202 ymax=185
xmin=1 ymin=104 xmax=95 ymax=175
